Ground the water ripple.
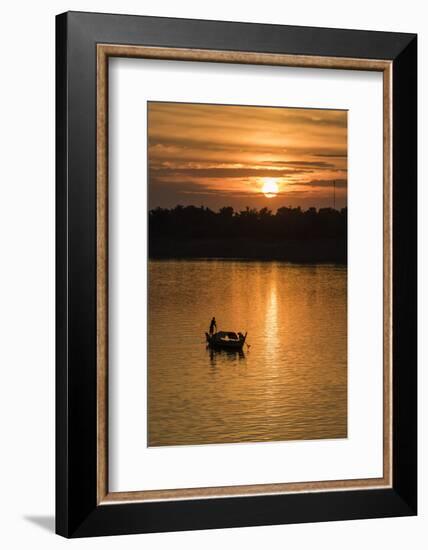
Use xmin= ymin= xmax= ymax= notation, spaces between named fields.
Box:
xmin=148 ymin=260 xmax=347 ymax=446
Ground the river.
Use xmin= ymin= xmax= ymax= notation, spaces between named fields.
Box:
xmin=148 ymin=259 xmax=347 ymax=446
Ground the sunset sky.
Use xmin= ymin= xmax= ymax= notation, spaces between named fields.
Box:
xmin=148 ymin=102 xmax=347 ymax=211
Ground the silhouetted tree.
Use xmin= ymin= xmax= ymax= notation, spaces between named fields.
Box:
xmin=149 ymin=204 xmax=347 ymax=262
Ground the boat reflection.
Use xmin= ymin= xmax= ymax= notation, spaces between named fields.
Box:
xmin=208 ymin=345 xmax=246 ymax=367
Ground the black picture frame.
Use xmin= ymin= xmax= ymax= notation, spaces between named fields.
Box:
xmin=56 ymin=11 xmax=417 ymax=538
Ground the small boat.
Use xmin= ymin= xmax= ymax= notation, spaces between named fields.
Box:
xmin=205 ymin=331 xmax=247 ymax=350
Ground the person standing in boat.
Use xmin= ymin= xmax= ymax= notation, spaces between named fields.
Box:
xmin=209 ymin=317 xmax=217 ymax=336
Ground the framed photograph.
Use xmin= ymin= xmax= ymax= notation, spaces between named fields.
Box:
xmin=56 ymin=11 xmax=417 ymax=537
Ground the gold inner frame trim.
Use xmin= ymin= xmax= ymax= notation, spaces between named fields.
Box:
xmin=96 ymin=44 xmax=393 ymax=505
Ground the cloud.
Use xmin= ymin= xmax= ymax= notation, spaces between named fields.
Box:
xmin=314 ymin=152 xmax=348 ymax=158
xmin=260 ymin=160 xmax=337 ymax=169
xmin=291 ymin=178 xmax=347 ymax=188
xmin=148 ymin=101 xmax=347 ymax=210
xmin=150 ymin=167 xmax=313 ymax=179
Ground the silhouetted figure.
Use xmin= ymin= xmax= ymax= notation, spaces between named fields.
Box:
xmin=209 ymin=317 xmax=217 ymax=335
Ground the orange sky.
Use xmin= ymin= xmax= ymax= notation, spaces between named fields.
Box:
xmin=148 ymin=102 xmax=347 ymax=211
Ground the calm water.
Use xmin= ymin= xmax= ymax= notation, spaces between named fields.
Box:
xmin=148 ymin=260 xmax=347 ymax=446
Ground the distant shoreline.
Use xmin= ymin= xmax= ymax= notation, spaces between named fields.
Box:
xmin=149 ymin=238 xmax=347 ymax=264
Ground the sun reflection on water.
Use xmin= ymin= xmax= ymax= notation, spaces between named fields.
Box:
xmin=148 ymin=260 xmax=347 ymax=446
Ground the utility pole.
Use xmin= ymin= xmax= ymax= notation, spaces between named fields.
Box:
xmin=333 ymin=180 xmax=336 ymax=210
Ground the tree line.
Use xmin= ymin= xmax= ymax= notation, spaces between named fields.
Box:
xmin=149 ymin=205 xmax=347 ymax=242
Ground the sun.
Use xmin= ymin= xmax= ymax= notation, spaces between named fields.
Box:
xmin=261 ymin=178 xmax=279 ymax=198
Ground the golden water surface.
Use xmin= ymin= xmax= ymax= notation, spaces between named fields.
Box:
xmin=148 ymin=260 xmax=347 ymax=446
